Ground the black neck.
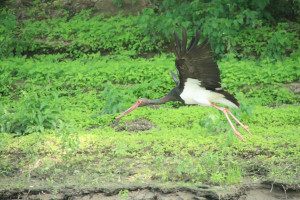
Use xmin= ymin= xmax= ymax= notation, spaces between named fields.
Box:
xmin=148 ymin=95 xmax=170 ymax=105
xmin=147 ymin=87 xmax=182 ymax=105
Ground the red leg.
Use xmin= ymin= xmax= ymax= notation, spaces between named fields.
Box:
xmin=227 ymin=110 xmax=252 ymax=135
xmin=210 ymin=104 xmax=251 ymax=141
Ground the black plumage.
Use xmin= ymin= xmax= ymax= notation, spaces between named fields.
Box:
xmin=172 ymin=28 xmax=239 ymax=107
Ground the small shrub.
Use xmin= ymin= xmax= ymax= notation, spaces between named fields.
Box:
xmin=0 ymin=91 xmax=62 ymax=134
xmin=0 ymin=9 xmax=24 ymax=57
xmin=101 ymin=85 xmax=134 ymax=115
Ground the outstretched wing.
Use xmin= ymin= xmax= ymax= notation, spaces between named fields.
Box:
xmin=171 ymin=27 xmax=239 ymax=107
xmin=171 ymin=28 xmax=221 ymax=91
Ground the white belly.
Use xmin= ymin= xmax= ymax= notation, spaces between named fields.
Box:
xmin=180 ymin=78 xmax=237 ymax=108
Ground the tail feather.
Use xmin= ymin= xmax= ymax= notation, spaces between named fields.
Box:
xmin=216 ymin=90 xmax=240 ymax=108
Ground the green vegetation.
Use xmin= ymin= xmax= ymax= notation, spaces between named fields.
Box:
xmin=0 ymin=105 xmax=299 ymax=187
xmin=0 ymin=54 xmax=298 ymax=134
xmin=0 ymin=0 xmax=299 ymax=192
xmin=0 ymin=9 xmax=157 ymax=58
xmin=1 ymin=0 xmax=299 ymax=59
xmin=139 ymin=0 xmax=300 ymax=58
xmin=0 ymin=54 xmax=299 ymax=187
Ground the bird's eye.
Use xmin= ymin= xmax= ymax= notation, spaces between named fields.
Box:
xmin=138 ymin=100 xmax=142 ymax=103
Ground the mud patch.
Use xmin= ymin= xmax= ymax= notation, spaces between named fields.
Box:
xmin=112 ymin=118 xmax=158 ymax=132
xmin=282 ymin=82 xmax=300 ymax=94
xmin=239 ymin=182 xmax=300 ymax=200
xmin=71 ymin=189 xmax=202 ymax=200
xmin=1 ymin=182 xmax=299 ymax=200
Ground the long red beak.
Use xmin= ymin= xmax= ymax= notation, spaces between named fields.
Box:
xmin=116 ymin=100 xmax=141 ymax=119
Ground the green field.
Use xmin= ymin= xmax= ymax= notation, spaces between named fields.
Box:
xmin=0 ymin=0 xmax=300 ymax=198
xmin=0 ymin=54 xmax=299 ymax=188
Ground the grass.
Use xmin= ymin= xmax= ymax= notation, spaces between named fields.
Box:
xmin=0 ymin=105 xmax=299 ymax=188
xmin=0 ymin=53 xmax=299 ymax=191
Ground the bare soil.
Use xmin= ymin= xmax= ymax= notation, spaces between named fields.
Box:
xmin=111 ymin=118 xmax=158 ymax=132
xmin=5 ymin=0 xmax=155 ymax=20
xmin=1 ymin=179 xmax=299 ymax=200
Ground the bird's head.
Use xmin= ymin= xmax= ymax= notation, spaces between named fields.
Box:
xmin=116 ymin=98 xmax=150 ymax=119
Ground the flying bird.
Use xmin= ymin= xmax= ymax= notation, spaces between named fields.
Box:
xmin=116 ymin=28 xmax=252 ymax=141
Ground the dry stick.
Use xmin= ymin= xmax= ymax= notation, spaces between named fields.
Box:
xmin=282 ymin=184 xmax=288 ymax=200
xmin=25 ymin=189 xmax=31 ymax=200
xmin=270 ymin=182 xmax=274 ymax=192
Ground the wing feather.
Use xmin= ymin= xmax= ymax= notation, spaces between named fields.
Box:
xmin=172 ymin=28 xmax=221 ymax=90
xmin=187 ymin=30 xmax=200 ymax=53
xmin=172 ymin=27 xmax=239 ymax=107
xmin=174 ymin=32 xmax=181 ymax=57
xmin=170 ymin=70 xmax=179 ymax=86
xmin=181 ymin=28 xmax=187 ymax=55
xmin=187 ymin=36 xmax=195 ymax=51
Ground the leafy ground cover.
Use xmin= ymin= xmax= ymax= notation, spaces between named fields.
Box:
xmin=1 ymin=105 xmax=299 ymax=185
xmin=0 ymin=54 xmax=298 ymax=133
xmin=0 ymin=1 xmax=299 ymax=198
xmin=1 ymin=1 xmax=299 ymax=59
xmin=0 ymin=54 xmax=299 ymax=196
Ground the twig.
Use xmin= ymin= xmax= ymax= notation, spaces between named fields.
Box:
xmin=281 ymin=184 xmax=288 ymax=200
xmin=24 ymin=189 xmax=31 ymax=200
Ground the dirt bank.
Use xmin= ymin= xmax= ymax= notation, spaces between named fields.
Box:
xmin=1 ymin=179 xmax=299 ymax=200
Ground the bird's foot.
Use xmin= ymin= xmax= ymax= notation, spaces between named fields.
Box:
xmin=226 ymin=110 xmax=253 ymax=136
xmin=233 ymin=130 xmax=246 ymax=142
xmin=241 ymin=125 xmax=252 ymax=135
xmin=211 ymin=104 xmax=250 ymax=142
xmin=221 ymin=108 xmax=246 ymax=141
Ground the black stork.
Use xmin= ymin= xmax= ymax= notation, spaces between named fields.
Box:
xmin=116 ymin=28 xmax=252 ymax=141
